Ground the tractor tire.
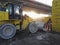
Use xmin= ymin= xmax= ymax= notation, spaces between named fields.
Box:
xmin=28 ymin=22 xmax=38 ymax=33
xmin=0 ymin=24 xmax=16 ymax=39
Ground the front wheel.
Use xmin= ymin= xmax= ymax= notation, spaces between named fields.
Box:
xmin=0 ymin=24 xmax=16 ymax=39
xmin=28 ymin=22 xmax=38 ymax=33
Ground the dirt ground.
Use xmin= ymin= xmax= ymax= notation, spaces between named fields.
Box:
xmin=0 ymin=31 xmax=60 ymax=45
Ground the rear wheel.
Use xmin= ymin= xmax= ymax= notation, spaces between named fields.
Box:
xmin=0 ymin=24 xmax=16 ymax=39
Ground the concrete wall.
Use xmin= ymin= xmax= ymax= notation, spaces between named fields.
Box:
xmin=23 ymin=6 xmax=49 ymax=14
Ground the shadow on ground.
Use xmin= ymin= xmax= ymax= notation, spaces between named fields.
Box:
xmin=0 ymin=31 xmax=60 ymax=45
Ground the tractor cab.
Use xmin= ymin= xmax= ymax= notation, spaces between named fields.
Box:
xmin=6 ymin=3 xmax=22 ymax=19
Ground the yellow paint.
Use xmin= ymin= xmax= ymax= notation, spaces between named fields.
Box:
xmin=22 ymin=15 xmax=33 ymax=30
xmin=52 ymin=0 xmax=60 ymax=32
xmin=0 ymin=11 xmax=9 ymax=20
xmin=22 ymin=19 xmax=29 ymax=30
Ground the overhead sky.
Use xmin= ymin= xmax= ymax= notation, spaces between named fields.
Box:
xmin=33 ymin=0 xmax=53 ymax=6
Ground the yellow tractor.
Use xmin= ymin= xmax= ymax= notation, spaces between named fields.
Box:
xmin=0 ymin=2 xmax=38 ymax=39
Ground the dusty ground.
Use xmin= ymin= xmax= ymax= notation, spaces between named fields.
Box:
xmin=0 ymin=31 xmax=60 ymax=45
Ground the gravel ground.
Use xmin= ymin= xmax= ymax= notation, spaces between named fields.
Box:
xmin=0 ymin=31 xmax=60 ymax=45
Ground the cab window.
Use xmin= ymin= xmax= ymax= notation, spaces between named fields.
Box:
xmin=14 ymin=5 xmax=20 ymax=15
xmin=6 ymin=5 xmax=12 ymax=15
